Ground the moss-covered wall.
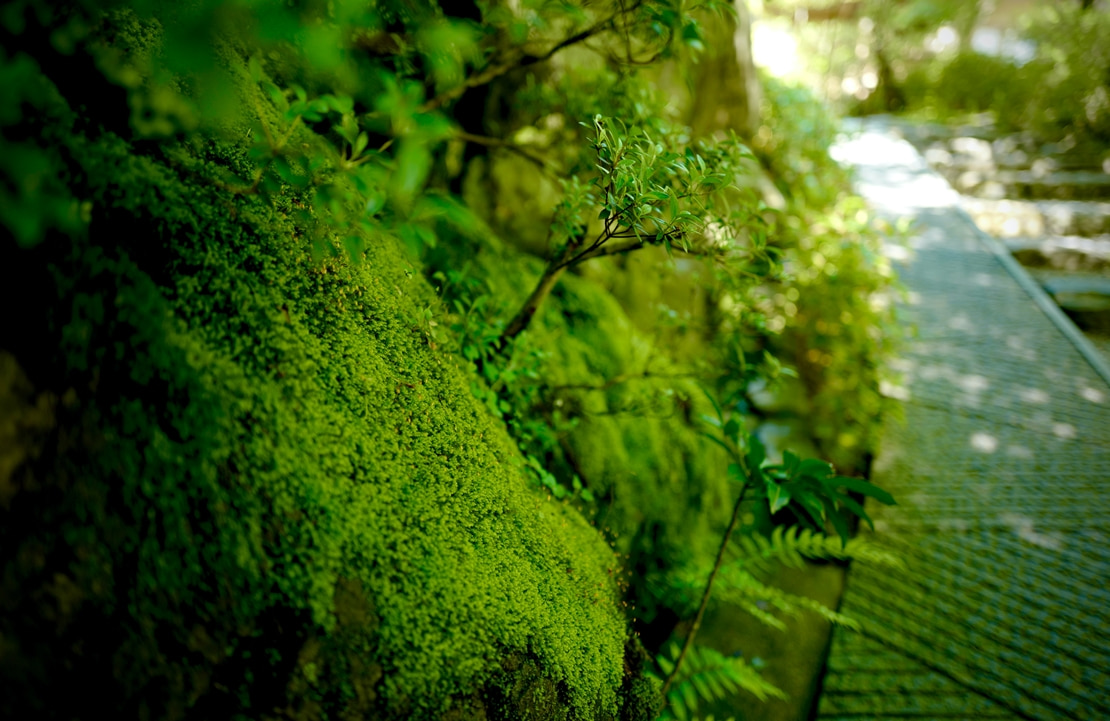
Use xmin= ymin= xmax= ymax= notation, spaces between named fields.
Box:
xmin=0 ymin=11 xmax=656 ymax=720
xmin=423 ymin=226 xmax=739 ymax=636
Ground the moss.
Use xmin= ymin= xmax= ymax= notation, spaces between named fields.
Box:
xmin=434 ymin=233 xmax=736 ymax=626
xmin=0 ymin=19 xmax=648 ymax=720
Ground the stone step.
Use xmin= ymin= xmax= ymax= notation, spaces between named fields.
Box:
xmin=961 ymin=197 xmax=1110 ymax=237
xmin=922 ymin=138 xmax=1109 ymax=174
xmin=1003 ymin=235 xmax=1110 ymax=272
xmin=1025 ymin=268 xmax=1110 ymax=333
xmin=945 ymin=168 xmax=1110 ymax=201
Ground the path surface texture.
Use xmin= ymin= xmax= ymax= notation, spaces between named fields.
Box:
xmin=816 ymin=120 xmax=1110 ymax=721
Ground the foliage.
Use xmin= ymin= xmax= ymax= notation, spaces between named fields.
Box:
xmin=498 ymin=113 xmax=767 ymax=346
xmin=701 ymin=393 xmax=895 ymax=550
xmin=0 ymin=0 xmax=899 ymax=718
xmin=651 ymin=393 xmax=895 ymax=713
xmin=0 ymin=2 xmax=707 ymax=718
xmin=653 ymin=643 xmax=784 ymax=721
xmin=1002 ymin=5 xmax=1110 ymax=144
xmin=785 ymin=0 xmax=1110 ymax=148
xmin=745 ymin=74 xmax=899 ymax=471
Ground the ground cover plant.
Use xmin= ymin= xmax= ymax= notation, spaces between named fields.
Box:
xmin=1 ymin=1 xmax=897 ymax=719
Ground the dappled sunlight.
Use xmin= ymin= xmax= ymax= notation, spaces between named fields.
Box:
xmin=998 ymin=513 xmax=1065 ymax=551
xmin=969 ymin=432 xmax=998 ymax=454
xmin=832 ymin=132 xmax=962 ymax=213
xmin=1017 ymin=387 xmax=1050 ymax=405
xmin=1080 ymin=385 xmax=1106 ymax=403
xmin=1052 ymin=422 xmax=1077 ymax=440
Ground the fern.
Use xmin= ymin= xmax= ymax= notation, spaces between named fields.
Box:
xmin=726 ymin=524 xmax=902 ymax=574
xmin=652 ymin=643 xmax=785 ymax=721
xmin=713 ymin=565 xmax=861 ymax=631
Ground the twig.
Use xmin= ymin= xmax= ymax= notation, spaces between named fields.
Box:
xmin=420 ymin=1 xmax=645 ymax=112
xmin=661 ymin=481 xmax=751 ymax=696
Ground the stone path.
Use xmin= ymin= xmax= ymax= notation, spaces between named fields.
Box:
xmin=816 ymin=122 xmax=1110 ymax=721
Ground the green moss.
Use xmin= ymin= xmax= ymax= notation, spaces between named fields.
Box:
xmin=0 ymin=23 xmax=646 ymax=721
xmin=434 ymin=235 xmax=735 ymax=624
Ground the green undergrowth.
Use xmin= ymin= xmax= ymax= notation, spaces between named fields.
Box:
xmin=0 ymin=17 xmax=651 ymax=721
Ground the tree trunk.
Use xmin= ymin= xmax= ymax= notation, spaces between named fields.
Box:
xmin=688 ymin=0 xmax=762 ymax=140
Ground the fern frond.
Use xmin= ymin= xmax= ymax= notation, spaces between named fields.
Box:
xmin=723 ymin=563 xmax=861 ymax=625
xmin=653 ymin=643 xmax=786 ymax=720
xmin=714 ymin=565 xmax=861 ymax=631
xmin=727 ymin=525 xmax=901 ymax=573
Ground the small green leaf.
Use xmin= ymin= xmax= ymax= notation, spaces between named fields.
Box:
xmin=262 ymin=80 xmax=288 ymax=112
xmin=824 ymin=498 xmax=851 ymax=546
xmin=746 ymin=435 xmax=766 ymax=472
xmin=782 ymin=450 xmax=800 ymax=476
xmin=768 ymin=483 xmax=791 ymax=514
xmin=834 ymin=491 xmax=874 ymax=529
xmin=834 ymin=477 xmax=896 ymax=505
xmin=798 ymin=458 xmax=833 ymax=479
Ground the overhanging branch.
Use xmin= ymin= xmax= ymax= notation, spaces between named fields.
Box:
xmin=420 ymin=0 xmax=645 ymax=112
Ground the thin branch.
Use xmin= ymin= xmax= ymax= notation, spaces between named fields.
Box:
xmin=420 ymin=0 xmax=645 ymax=112
xmin=569 ymin=233 xmax=714 ymax=265
xmin=661 ymin=481 xmax=751 ymax=696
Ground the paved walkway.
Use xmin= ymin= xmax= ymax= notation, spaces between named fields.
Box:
xmin=816 ymin=122 xmax=1110 ymax=721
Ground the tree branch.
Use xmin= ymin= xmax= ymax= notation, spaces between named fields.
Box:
xmin=420 ymin=0 xmax=645 ymax=112
xmin=661 ymin=481 xmax=751 ymax=696
xmin=567 ymin=233 xmax=713 ymax=266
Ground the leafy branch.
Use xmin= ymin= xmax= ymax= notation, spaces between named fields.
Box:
xmin=497 ymin=115 xmax=758 ymax=350
xmin=419 ymin=0 xmax=648 ymax=113
xmin=660 ymin=389 xmax=897 ymax=698
xmin=654 ymin=643 xmax=784 ymax=721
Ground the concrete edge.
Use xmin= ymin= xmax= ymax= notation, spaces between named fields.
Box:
xmin=968 ymin=216 xmax=1110 ymax=389
xmin=844 ymin=115 xmax=1110 ymax=390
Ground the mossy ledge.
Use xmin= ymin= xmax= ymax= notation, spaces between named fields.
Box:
xmin=0 ymin=16 xmax=655 ymax=721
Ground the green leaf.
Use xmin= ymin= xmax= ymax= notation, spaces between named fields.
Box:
xmin=797 ymin=458 xmax=833 ymax=480
xmin=768 ymin=483 xmax=791 ymax=514
xmin=262 ymin=80 xmax=288 ymax=112
xmin=832 ymin=477 xmax=896 ymax=506
xmin=681 ymin=682 xmax=698 ymax=714
xmin=834 ymin=491 xmax=874 ymax=530
xmin=670 ymin=691 xmax=689 ymax=721
xmin=700 ymin=386 xmax=724 ymax=424
xmin=823 ymin=498 xmax=851 ymax=546
xmin=782 ymin=449 xmax=800 ymax=476
xmin=794 ymin=492 xmax=827 ymax=528
xmin=723 ymin=416 xmax=741 ymax=442
xmin=392 ymin=140 xmax=432 ymax=209
xmin=746 ymin=435 xmax=766 ymax=472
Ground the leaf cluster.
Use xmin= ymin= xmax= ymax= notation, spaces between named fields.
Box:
xmin=652 ymin=643 xmax=785 ymax=721
xmin=552 ymin=115 xmax=760 ymax=267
